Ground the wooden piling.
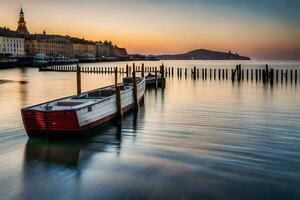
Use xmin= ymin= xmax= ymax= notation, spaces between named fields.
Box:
xmin=155 ymin=67 xmax=158 ymax=88
xmin=76 ymin=65 xmax=81 ymax=95
xmin=126 ymin=64 xmax=129 ymax=77
xmin=226 ymin=69 xmax=228 ymax=80
xmin=214 ymin=69 xmax=216 ymax=80
xmin=262 ymin=69 xmax=266 ymax=83
xmin=132 ymin=64 xmax=139 ymax=110
xmin=265 ymin=65 xmax=269 ymax=80
xmin=222 ymin=69 xmax=225 ymax=80
xmin=270 ymin=68 xmax=274 ymax=85
xmin=242 ymin=69 xmax=244 ymax=80
xmin=141 ymin=63 xmax=145 ymax=78
xmin=161 ymin=64 xmax=165 ymax=88
xmin=115 ymin=68 xmax=123 ymax=118
xmin=255 ymin=69 xmax=258 ymax=81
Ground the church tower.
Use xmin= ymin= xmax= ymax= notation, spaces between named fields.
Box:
xmin=16 ymin=8 xmax=29 ymax=34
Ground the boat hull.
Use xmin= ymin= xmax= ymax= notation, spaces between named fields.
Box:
xmin=21 ymin=78 xmax=145 ymax=137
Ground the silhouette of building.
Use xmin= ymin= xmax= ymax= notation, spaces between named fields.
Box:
xmin=16 ymin=8 xmax=29 ymax=34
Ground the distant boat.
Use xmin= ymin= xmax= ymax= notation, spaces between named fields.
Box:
xmin=21 ymin=77 xmax=145 ymax=137
xmin=78 ymin=53 xmax=97 ymax=63
xmin=48 ymin=56 xmax=79 ymax=65
xmin=145 ymin=55 xmax=160 ymax=61
xmin=145 ymin=72 xmax=162 ymax=85
xmin=33 ymin=54 xmax=48 ymax=67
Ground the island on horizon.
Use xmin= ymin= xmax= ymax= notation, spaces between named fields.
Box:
xmin=156 ymin=49 xmax=251 ymax=60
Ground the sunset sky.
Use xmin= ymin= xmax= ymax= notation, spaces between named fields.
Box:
xmin=0 ymin=0 xmax=299 ymax=60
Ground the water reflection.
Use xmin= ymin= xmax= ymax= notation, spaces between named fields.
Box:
xmin=0 ymin=62 xmax=300 ymax=200
xmin=23 ymin=105 xmax=144 ymax=167
xmin=18 ymin=68 xmax=29 ymax=108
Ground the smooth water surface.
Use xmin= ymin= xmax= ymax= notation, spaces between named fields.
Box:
xmin=0 ymin=60 xmax=300 ymax=200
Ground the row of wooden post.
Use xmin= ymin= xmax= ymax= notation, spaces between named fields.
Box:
xmin=76 ymin=64 xmax=140 ymax=119
xmin=51 ymin=64 xmax=300 ymax=84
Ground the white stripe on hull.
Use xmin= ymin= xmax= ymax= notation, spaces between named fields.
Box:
xmin=76 ymin=80 xmax=145 ymax=127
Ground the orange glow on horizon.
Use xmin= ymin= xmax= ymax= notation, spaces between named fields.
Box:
xmin=0 ymin=0 xmax=299 ymax=59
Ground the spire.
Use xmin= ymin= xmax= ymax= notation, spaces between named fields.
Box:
xmin=16 ymin=6 xmax=29 ymax=34
xmin=20 ymin=8 xmax=24 ymax=15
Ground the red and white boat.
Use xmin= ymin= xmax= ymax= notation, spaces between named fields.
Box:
xmin=21 ymin=77 xmax=145 ymax=137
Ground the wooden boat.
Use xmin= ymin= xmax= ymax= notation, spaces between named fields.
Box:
xmin=145 ymin=72 xmax=162 ymax=85
xmin=21 ymin=77 xmax=145 ymax=137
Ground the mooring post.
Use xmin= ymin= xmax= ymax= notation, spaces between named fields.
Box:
xmin=126 ymin=64 xmax=129 ymax=77
xmin=238 ymin=65 xmax=242 ymax=81
xmin=141 ymin=63 xmax=145 ymax=78
xmin=213 ymin=69 xmax=216 ymax=80
xmin=222 ymin=69 xmax=225 ymax=80
xmin=76 ymin=65 xmax=81 ymax=95
xmin=115 ymin=68 xmax=123 ymax=119
xmin=155 ymin=67 xmax=158 ymax=89
xmin=193 ymin=66 xmax=196 ymax=80
xmin=262 ymin=69 xmax=266 ymax=83
xmin=161 ymin=63 xmax=165 ymax=88
xmin=132 ymin=63 xmax=139 ymax=111
xmin=242 ymin=69 xmax=244 ymax=80
xmin=270 ymin=68 xmax=274 ymax=85
xmin=266 ymin=64 xmax=269 ymax=81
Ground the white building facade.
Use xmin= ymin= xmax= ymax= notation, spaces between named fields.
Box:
xmin=0 ymin=36 xmax=25 ymax=56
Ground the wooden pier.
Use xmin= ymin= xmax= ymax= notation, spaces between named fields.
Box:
xmin=39 ymin=64 xmax=300 ymax=85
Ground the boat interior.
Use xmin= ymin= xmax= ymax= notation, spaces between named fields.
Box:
xmin=27 ymin=77 xmax=144 ymax=111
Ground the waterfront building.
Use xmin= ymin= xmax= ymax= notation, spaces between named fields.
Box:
xmin=96 ymin=42 xmax=128 ymax=58
xmin=16 ymin=8 xmax=29 ymax=35
xmin=25 ymin=35 xmax=73 ymax=57
xmin=96 ymin=42 xmax=112 ymax=57
xmin=72 ymin=40 xmax=96 ymax=57
xmin=0 ymin=28 xmax=25 ymax=56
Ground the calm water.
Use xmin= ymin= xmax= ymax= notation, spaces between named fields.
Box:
xmin=0 ymin=60 xmax=300 ymax=200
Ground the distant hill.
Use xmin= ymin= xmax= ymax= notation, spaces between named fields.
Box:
xmin=157 ymin=49 xmax=250 ymax=60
